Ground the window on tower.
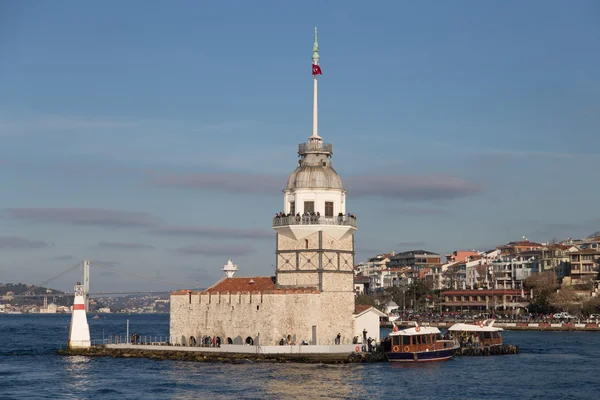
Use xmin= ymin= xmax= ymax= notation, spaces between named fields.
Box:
xmin=325 ymin=202 xmax=333 ymax=217
xmin=290 ymin=201 xmax=295 ymax=215
xmin=304 ymin=201 xmax=314 ymax=214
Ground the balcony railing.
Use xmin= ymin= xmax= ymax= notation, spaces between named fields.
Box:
xmin=298 ymin=142 xmax=332 ymax=154
xmin=273 ymin=214 xmax=357 ymax=228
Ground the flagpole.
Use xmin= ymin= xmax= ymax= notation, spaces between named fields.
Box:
xmin=311 ymin=26 xmax=321 ymax=140
xmin=313 ymin=73 xmax=318 ymax=138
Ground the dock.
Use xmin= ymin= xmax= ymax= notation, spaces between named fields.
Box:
xmin=57 ymin=344 xmax=386 ymax=364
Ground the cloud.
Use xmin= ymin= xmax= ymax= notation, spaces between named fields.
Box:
xmin=149 ymin=173 xmax=284 ymax=195
xmin=0 ymin=235 xmax=50 ymax=249
xmin=345 ymin=175 xmax=483 ymax=201
xmin=49 ymin=255 xmax=75 ymax=261
xmin=96 ymin=241 xmax=156 ymax=250
xmin=148 ymin=225 xmax=273 ymax=240
xmin=4 ymin=208 xmax=164 ymax=228
xmin=149 ymin=172 xmax=481 ymax=201
xmin=170 ymin=244 xmax=256 ymax=257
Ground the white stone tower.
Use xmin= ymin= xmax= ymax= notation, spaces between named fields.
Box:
xmin=68 ymin=281 xmax=91 ymax=349
xmin=273 ymin=27 xmax=357 ymax=293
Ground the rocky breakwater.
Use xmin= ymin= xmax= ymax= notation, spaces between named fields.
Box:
xmin=454 ymin=344 xmax=519 ymax=357
xmin=57 ymin=346 xmax=387 ymax=364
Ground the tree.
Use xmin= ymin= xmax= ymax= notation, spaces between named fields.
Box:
xmin=525 ymin=271 xmax=559 ymax=314
xmin=355 ymin=294 xmax=377 ymax=307
xmin=442 ymin=267 xmax=458 ymax=290
xmin=548 ymin=286 xmax=579 ymax=314
xmin=581 ymin=296 xmax=600 ymax=316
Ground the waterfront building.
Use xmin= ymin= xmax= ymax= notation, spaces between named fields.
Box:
xmin=170 ymin=29 xmax=359 ymax=346
xmin=563 ymin=248 xmax=600 ymax=286
xmin=442 ymin=289 xmax=529 ymax=313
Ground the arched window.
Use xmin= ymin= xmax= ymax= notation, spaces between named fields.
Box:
xmin=245 ymin=336 xmax=254 ymax=345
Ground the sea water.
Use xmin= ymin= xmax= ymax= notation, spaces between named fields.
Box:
xmin=1 ymin=314 xmax=599 ymax=399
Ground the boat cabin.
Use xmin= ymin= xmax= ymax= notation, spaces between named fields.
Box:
xmin=389 ymin=326 xmax=457 ymax=354
xmin=448 ymin=320 xmax=503 ymax=347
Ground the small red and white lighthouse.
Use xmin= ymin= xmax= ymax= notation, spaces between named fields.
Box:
xmin=68 ymin=281 xmax=91 ymax=348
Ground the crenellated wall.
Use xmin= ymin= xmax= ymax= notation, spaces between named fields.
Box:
xmin=170 ymin=290 xmax=354 ymax=346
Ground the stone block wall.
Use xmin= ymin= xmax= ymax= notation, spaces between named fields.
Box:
xmin=276 ymin=231 xmax=355 ymax=292
xmin=170 ymin=289 xmax=355 ymax=346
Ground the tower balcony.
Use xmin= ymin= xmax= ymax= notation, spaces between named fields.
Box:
xmin=273 ymin=214 xmax=357 ymax=241
xmin=298 ymin=142 xmax=332 ymax=155
xmin=273 ymin=214 xmax=357 ymax=228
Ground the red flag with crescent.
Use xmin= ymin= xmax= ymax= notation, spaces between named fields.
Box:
xmin=312 ymin=64 xmax=322 ymax=75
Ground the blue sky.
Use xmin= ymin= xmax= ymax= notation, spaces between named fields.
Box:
xmin=0 ymin=1 xmax=599 ymax=292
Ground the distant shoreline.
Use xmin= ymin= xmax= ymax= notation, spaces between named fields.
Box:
xmin=384 ymin=321 xmax=600 ymax=332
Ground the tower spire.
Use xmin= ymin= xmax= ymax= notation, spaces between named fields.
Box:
xmin=311 ymin=26 xmax=322 ymax=140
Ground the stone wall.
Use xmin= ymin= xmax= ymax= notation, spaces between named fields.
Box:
xmin=276 ymin=231 xmax=355 ymax=291
xmin=170 ymin=289 xmax=355 ymax=346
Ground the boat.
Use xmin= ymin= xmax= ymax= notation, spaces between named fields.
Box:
xmin=447 ymin=319 xmax=503 ymax=347
xmin=92 ymin=315 xmax=100 ymax=320
xmin=386 ymin=323 xmax=459 ymax=362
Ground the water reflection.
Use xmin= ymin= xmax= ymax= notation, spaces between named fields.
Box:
xmin=263 ymin=364 xmax=368 ymax=399
xmin=63 ymin=355 xmax=92 ymax=394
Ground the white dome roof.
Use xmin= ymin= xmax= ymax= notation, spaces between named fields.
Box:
xmin=286 ymin=164 xmax=343 ymax=190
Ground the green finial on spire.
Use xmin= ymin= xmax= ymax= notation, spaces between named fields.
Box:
xmin=312 ymin=26 xmax=320 ymax=61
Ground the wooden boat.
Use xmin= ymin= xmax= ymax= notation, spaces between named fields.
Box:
xmin=447 ymin=319 xmax=503 ymax=347
xmin=386 ymin=323 xmax=459 ymax=362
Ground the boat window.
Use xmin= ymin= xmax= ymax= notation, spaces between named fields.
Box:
xmin=392 ymin=336 xmax=400 ymax=345
xmin=402 ymin=336 xmax=411 ymax=345
xmin=435 ymin=333 xmax=443 ymax=340
xmin=483 ymin=332 xmax=492 ymax=339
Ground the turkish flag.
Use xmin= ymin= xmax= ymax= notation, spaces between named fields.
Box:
xmin=312 ymin=64 xmax=322 ymax=75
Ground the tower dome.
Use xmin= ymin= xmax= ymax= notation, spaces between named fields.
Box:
xmin=286 ymin=155 xmax=343 ymax=190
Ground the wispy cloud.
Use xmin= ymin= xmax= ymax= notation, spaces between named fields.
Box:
xmin=148 ymin=225 xmax=273 ymax=240
xmin=4 ymin=208 xmax=164 ymax=228
xmin=346 ymin=175 xmax=483 ymax=200
xmin=0 ymin=235 xmax=50 ymax=249
xmin=149 ymin=173 xmax=284 ymax=195
xmin=96 ymin=241 xmax=156 ymax=250
xmin=170 ymin=244 xmax=256 ymax=257
xmin=149 ymin=172 xmax=482 ymax=201
xmin=49 ymin=255 xmax=75 ymax=261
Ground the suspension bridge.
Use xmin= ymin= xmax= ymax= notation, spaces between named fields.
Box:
xmin=11 ymin=260 xmax=191 ymax=311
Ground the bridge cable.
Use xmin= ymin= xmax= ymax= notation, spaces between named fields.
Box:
xmin=26 ymin=261 xmax=83 ymax=295
xmin=91 ymin=261 xmax=187 ymax=287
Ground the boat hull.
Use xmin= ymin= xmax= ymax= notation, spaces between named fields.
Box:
xmin=386 ymin=348 xmax=454 ymax=362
